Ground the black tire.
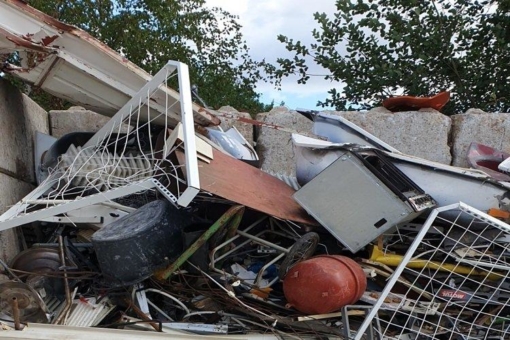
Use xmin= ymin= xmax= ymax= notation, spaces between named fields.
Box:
xmin=278 ymin=232 xmax=320 ymax=280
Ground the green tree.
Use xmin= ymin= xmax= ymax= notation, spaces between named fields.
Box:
xmin=27 ymin=0 xmax=273 ymax=113
xmin=275 ymin=0 xmax=510 ymax=115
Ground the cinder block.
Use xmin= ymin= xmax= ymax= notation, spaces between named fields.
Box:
xmin=0 ymin=173 xmax=34 ymax=262
xmin=217 ymin=106 xmax=254 ymax=145
xmin=0 ymin=79 xmax=49 ymax=184
xmin=328 ymin=107 xmax=452 ymax=164
xmin=451 ymin=110 xmax=510 ymax=167
xmin=255 ymin=107 xmax=316 ymax=176
xmin=50 ymin=106 xmax=129 ymax=138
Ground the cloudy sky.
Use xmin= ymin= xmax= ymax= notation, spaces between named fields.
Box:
xmin=206 ymin=0 xmax=340 ymax=110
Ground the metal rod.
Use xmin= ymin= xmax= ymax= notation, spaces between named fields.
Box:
xmin=0 ymin=258 xmax=22 ymax=282
xmin=154 ymin=205 xmax=245 ymax=280
xmin=11 ymin=297 xmax=21 ymax=330
xmin=209 ymin=216 xmax=267 ymax=265
xmin=147 ymin=299 xmax=174 ymax=322
xmin=236 ymin=230 xmax=289 ymax=253
xmin=255 ymin=252 xmax=286 ymax=287
xmin=142 ymin=289 xmax=190 ymax=315
xmin=212 ymin=234 xmax=256 ymax=264
xmin=32 ymin=243 xmax=93 ymax=248
xmin=0 ymin=179 xmax=157 ymax=232
xmin=187 ymin=261 xmax=276 ymax=321
xmin=22 ymin=200 xmax=136 ymax=212
xmin=53 ymin=236 xmax=72 ymax=325
xmin=127 ymin=299 xmax=161 ymax=332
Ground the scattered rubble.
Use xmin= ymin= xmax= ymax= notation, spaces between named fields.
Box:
xmin=1 ymin=70 xmax=510 ymax=339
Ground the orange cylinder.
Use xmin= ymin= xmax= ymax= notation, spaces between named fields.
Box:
xmin=283 ymin=255 xmax=366 ymax=314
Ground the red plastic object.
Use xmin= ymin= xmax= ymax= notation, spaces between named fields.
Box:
xmin=466 ymin=142 xmax=510 ymax=182
xmin=382 ymin=91 xmax=450 ymax=112
xmin=283 ymin=255 xmax=366 ymax=314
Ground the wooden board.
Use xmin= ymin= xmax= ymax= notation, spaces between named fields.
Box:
xmin=175 ymin=149 xmax=317 ymax=225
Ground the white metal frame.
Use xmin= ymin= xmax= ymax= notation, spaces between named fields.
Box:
xmin=354 ymin=202 xmax=510 ymax=340
xmin=82 ymin=60 xmax=199 ymax=207
xmin=0 ymin=61 xmax=199 ymax=231
xmin=0 ymin=179 xmax=177 ymax=232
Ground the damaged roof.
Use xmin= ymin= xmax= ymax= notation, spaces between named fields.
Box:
xmin=0 ymin=0 xmax=220 ymax=127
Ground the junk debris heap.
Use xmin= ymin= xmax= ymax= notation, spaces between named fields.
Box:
xmin=1 ymin=1 xmax=510 ymax=339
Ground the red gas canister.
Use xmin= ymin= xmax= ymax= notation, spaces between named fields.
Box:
xmin=283 ymin=255 xmax=366 ymax=314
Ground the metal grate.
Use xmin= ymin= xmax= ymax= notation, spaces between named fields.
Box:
xmin=355 ymin=202 xmax=510 ymax=340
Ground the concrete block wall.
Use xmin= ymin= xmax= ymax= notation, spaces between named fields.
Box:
xmin=248 ymin=106 xmax=510 ymax=177
xmin=256 ymin=107 xmax=318 ymax=177
xmin=332 ymin=107 xmax=452 ymax=164
xmin=50 ymin=106 xmax=123 ymax=138
xmin=0 ymin=79 xmax=49 ymax=262
xmin=252 ymin=106 xmax=455 ymax=177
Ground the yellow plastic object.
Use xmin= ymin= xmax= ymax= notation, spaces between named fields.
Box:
xmin=488 ymin=208 xmax=510 ymax=220
xmin=369 ymin=246 xmax=502 ymax=281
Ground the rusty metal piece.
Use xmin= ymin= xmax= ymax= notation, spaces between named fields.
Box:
xmin=11 ymin=297 xmax=21 ymax=330
xmin=215 ymin=111 xmax=306 ymax=135
xmin=10 ymin=247 xmax=64 ymax=274
xmin=197 ymin=108 xmax=221 ymax=126
xmin=126 ymin=298 xmax=161 ymax=332
xmin=0 ymin=26 xmax=53 ymax=54
xmin=52 ymin=236 xmax=72 ymax=325
xmin=175 ymin=150 xmax=317 ymax=225
xmin=0 ymin=281 xmax=49 ymax=323
xmin=154 ymin=205 xmax=245 ymax=281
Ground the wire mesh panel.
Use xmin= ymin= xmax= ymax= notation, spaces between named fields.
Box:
xmin=355 ymin=202 xmax=510 ymax=340
xmin=0 ymin=61 xmax=198 ymax=231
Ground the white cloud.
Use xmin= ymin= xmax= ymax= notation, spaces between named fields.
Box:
xmin=205 ymin=0 xmax=342 ymax=108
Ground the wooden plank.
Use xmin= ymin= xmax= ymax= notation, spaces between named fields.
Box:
xmin=175 ymin=150 xmax=317 ymax=225
xmin=163 ymin=123 xmax=213 ymax=161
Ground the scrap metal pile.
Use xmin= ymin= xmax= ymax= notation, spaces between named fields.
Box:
xmin=2 ymin=2 xmax=510 ymax=339
xmin=0 ymin=66 xmax=510 ymax=340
